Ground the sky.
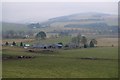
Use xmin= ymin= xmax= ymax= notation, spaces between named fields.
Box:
xmin=1 ymin=2 xmax=118 ymax=23
xmin=1 ymin=0 xmax=119 ymax=2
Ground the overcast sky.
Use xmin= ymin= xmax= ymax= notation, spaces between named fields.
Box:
xmin=2 ymin=2 xmax=118 ymax=23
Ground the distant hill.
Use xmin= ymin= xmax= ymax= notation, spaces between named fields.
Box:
xmin=39 ymin=12 xmax=117 ymax=27
xmin=48 ymin=12 xmax=108 ymax=21
xmin=2 ymin=12 xmax=118 ymax=35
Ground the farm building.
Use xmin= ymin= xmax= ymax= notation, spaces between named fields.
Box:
xmin=32 ymin=43 xmax=63 ymax=49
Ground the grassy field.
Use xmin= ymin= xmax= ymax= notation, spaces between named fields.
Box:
xmin=2 ymin=36 xmax=118 ymax=47
xmin=32 ymin=36 xmax=72 ymax=44
xmin=2 ymin=39 xmax=34 ymax=44
xmin=2 ymin=46 xmax=118 ymax=78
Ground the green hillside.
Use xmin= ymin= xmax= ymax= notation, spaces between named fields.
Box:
xmin=2 ymin=22 xmax=30 ymax=31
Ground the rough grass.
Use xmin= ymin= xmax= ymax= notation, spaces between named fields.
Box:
xmin=2 ymin=46 xmax=118 ymax=78
xmin=97 ymin=38 xmax=118 ymax=47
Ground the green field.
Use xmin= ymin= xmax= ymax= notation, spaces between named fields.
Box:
xmin=32 ymin=36 xmax=72 ymax=44
xmin=2 ymin=46 xmax=118 ymax=78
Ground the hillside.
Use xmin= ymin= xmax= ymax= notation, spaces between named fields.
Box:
xmin=36 ymin=12 xmax=118 ymax=35
xmin=40 ymin=12 xmax=117 ymax=26
xmin=2 ymin=22 xmax=29 ymax=31
xmin=2 ymin=12 xmax=118 ymax=35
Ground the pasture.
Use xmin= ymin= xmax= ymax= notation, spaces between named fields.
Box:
xmin=2 ymin=46 xmax=118 ymax=78
xmin=2 ymin=37 xmax=118 ymax=47
xmin=2 ymin=30 xmax=118 ymax=78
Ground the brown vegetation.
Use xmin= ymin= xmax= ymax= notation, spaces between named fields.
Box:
xmin=97 ymin=38 xmax=118 ymax=47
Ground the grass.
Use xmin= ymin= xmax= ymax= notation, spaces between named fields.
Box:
xmin=2 ymin=46 xmax=118 ymax=78
xmin=2 ymin=39 xmax=34 ymax=44
xmin=2 ymin=36 xmax=118 ymax=47
xmin=32 ymin=36 xmax=72 ymax=44
xmin=0 ymin=50 xmax=2 ymax=78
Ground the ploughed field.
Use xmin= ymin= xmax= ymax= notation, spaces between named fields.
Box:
xmin=2 ymin=46 xmax=118 ymax=78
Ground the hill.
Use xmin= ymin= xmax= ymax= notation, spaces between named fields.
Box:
xmin=40 ymin=12 xmax=117 ymax=26
xmin=35 ymin=12 xmax=118 ymax=35
xmin=2 ymin=22 xmax=29 ymax=32
xmin=2 ymin=12 xmax=118 ymax=35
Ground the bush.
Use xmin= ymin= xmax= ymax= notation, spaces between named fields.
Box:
xmin=90 ymin=41 xmax=94 ymax=47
